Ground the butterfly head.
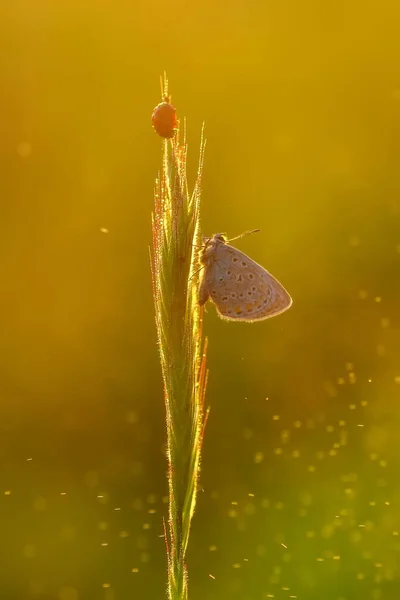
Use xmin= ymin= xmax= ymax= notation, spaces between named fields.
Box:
xmin=212 ymin=233 xmax=227 ymax=243
xmin=200 ymin=233 xmax=227 ymax=265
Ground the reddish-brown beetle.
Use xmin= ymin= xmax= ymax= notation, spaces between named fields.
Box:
xmin=151 ymin=96 xmax=177 ymax=139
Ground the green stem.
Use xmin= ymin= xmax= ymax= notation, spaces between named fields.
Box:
xmin=151 ymin=109 xmax=208 ymax=600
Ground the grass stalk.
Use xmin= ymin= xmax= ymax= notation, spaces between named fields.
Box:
xmin=150 ymin=77 xmax=209 ymax=600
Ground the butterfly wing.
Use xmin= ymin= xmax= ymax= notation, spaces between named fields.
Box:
xmin=198 ymin=266 xmax=210 ymax=306
xmin=207 ymin=244 xmax=292 ymax=322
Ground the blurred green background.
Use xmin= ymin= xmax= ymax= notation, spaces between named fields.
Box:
xmin=1 ymin=1 xmax=400 ymax=599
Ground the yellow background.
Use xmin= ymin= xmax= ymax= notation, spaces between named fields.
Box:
xmin=1 ymin=1 xmax=400 ymax=598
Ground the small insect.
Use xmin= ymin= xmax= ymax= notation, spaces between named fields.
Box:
xmin=151 ymin=96 xmax=177 ymax=138
xmin=198 ymin=231 xmax=292 ymax=322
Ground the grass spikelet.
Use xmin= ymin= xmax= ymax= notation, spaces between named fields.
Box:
xmin=150 ymin=74 xmax=209 ymax=600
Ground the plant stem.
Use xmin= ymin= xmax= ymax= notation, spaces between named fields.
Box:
xmin=151 ymin=78 xmax=208 ymax=600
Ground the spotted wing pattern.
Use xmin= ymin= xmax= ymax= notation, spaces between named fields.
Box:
xmin=203 ymin=243 xmax=292 ymax=322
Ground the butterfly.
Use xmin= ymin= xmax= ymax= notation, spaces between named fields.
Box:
xmin=198 ymin=231 xmax=292 ymax=322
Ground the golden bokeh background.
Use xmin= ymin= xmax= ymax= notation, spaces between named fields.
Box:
xmin=2 ymin=1 xmax=400 ymax=599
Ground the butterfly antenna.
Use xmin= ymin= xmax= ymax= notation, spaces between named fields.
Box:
xmin=189 ymin=264 xmax=205 ymax=282
xmin=227 ymin=229 xmax=261 ymax=243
